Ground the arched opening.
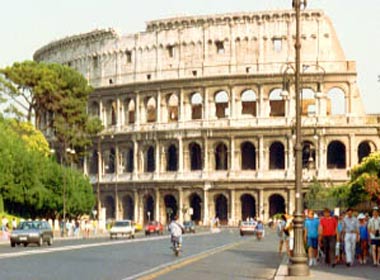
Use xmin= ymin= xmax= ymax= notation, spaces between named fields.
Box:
xmin=241 ymin=194 xmax=256 ymax=221
xmin=241 ymin=142 xmax=256 ymax=170
xmin=126 ymin=147 xmax=134 ymax=172
xmin=327 ymin=141 xmax=346 ymax=169
xmin=215 ymin=91 xmax=229 ymax=118
xmin=144 ymin=195 xmax=155 ymax=224
xmin=164 ymin=195 xmax=178 ymax=223
xmin=167 ymin=144 xmax=178 ymax=171
xmin=146 ymin=97 xmax=157 ymax=123
xmin=89 ymin=101 xmax=99 ymax=117
xmin=358 ymin=141 xmax=373 ymax=163
xmin=215 ymin=143 xmax=228 ymax=170
xmin=168 ymin=94 xmax=179 ymax=122
xmin=106 ymin=100 xmax=117 ymax=127
xmin=327 ymin=88 xmax=346 ymax=115
xmin=191 ymin=92 xmax=203 ymax=120
xmin=301 ymin=89 xmax=316 ymax=116
xmin=104 ymin=195 xmax=115 ymax=220
xmin=215 ymin=194 xmax=228 ymax=223
xmin=189 ymin=193 xmax=202 ymax=222
xmin=127 ymin=99 xmax=135 ymax=124
xmin=189 ymin=142 xmax=202 ymax=170
xmin=302 ymin=141 xmax=316 ymax=169
xmin=90 ymin=150 xmax=98 ymax=174
xmin=269 ymin=142 xmax=285 ymax=169
xmin=269 ymin=194 xmax=285 ymax=217
xmin=241 ymin=90 xmax=257 ymax=116
xmin=146 ymin=146 xmax=155 ymax=172
xmin=122 ymin=195 xmax=134 ymax=220
xmin=269 ymin=89 xmax=285 ymax=117
xmin=105 ymin=148 xmax=116 ymax=174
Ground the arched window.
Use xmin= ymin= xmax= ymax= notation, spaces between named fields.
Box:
xmin=241 ymin=142 xmax=256 ymax=170
xmin=106 ymin=100 xmax=117 ymax=127
xmin=302 ymin=141 xmax=316 ymax=169
xmin=215 ymin=143 xmax=228 ymax=170
xmin=105 ymin=148 xmax=116 ymax=174
xmin=269 ymin=194 xmax=285 ymax=217
xmin=90 ymin=150 xmax=98 ymax=174
xmin=191 ymin=92 xmax=203 ymax=120
xmin=104 ymin=196 xmax=115 ymax=219
xmin=146 ymin=97 xmax=156 ymax=123
xmin=269 ymin=142 xmax=285 ymax=169
xmin=241 ymin=90 xmax=257 ymax=116
xmin=89 ymin=101 xmax=99 ymax=117
xmin=241 ymin=194 xmax=256 ymax=220
xmin=121 ymin=147 xmax=134 ymax=173
xmin=327 ymin=88 xmax=346 ymax=115
xmin=269 ymin=89 xmax=285 ymax=117
xmin=122 ymin=195 xmax=134 ymax=220
xmin=215 ymin=91 xmax=229 ymax=118
xmin=146 ymin=146 xmax=155 ymax=172
xmin=168 ymin=94 xmax=179 ymax=122
xmin=167 ymin=144 xmax=178 ymax=171
xmin=358 ymin=141 xmax=375 ymax=163
xmin=327 ymin=141 xmax=346 ymax=169
xmin=126 ymin=99 xmax=135 ymax=124
xmin=301 ymin=89 xmax=316 ymax=116
xmin=189 ymin=142 xmax=202 ymax=170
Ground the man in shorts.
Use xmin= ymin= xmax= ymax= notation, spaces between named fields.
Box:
xmin=304 ymin=210 xmax=320 ymax=266
xmin=368 ymin=207 xmax=380 ymax=266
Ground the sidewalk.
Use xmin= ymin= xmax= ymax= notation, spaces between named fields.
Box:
xmin=275 ymin=256 xmax=380 ymax=280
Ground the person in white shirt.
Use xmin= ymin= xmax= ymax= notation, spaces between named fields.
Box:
xmin=368 ymin=207 xmax=380 ymax=266
xmin=168 ymin=215 xmax=184 ymax=247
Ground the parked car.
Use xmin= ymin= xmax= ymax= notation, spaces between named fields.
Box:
xmin=132 ymin=221 xmax=143 ymax=232
xmin=183 ymin=221 xmax=196 ymax=233
xmin=10 ymin=221 xmax=53 ymax=247
xmin=110 ymin=220 xmax=135 ymax=239
xmin=145 ymin=221 xmax=163 ymax=235
xmin=239 ymin=221 xmax=257 ymax=236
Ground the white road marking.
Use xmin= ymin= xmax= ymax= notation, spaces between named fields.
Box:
xmin=0 ymin=231 xmax=217 ymax=260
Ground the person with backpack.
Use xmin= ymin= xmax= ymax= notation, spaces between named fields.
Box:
xmin=168 ymin=215 xmax=185 ymax=249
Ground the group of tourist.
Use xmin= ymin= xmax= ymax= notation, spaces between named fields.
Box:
xmin=277 ymin=207 xmax=380 ymax=268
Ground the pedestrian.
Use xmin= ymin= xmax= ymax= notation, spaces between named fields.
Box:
xmin=256 ymin=220 xmax=264 ymax=240
xmin=277 ymin=215 xmax=287 ymax=255
xmin=11 ymin=218 xmax=17 ymax=230
xmin=342 ymin=208 xmax=359 ymax=267
xmin=357 ymin=213 xmax=369 ymax=264
xmin=304 ymin=210 xmax=320 ymax=266
xmin=318 ymin=208 xmax=338 ymax=267
xmin=284 ymin=214 xmax=294 ymax=257
xmin=368 ymin=207 xmax=380 ymax=266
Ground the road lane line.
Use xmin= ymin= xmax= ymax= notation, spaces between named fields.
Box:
xmin=121 ymin=239 xmax=247 ymax=280
xmin=0 ymin=231 xmax=218 ymax=260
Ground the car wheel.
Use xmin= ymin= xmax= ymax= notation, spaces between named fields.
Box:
xmin=11 ymin=242 xmax=15 ymax=248
xmin=47 ymin=236 xmax=53 ymax=246
xmin=38 ymin=236 xmax=43 ymax=246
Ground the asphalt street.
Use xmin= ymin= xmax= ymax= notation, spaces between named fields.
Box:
xmin=0 ymin=228 xmax=254 ymax=280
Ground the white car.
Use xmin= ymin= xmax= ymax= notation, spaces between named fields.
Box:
xmin=110 ymin=220 xmax=135 ymax=239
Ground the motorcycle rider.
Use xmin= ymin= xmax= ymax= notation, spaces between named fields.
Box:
xmin=168 ymin=215 xmax=185 ymax=249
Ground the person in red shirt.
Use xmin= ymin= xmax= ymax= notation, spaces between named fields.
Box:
xmin=318 ymin=208 xmax=339 ymax=267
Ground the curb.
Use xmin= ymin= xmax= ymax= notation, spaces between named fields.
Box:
xmin=274 ymin=255 xmax=289 ymax=280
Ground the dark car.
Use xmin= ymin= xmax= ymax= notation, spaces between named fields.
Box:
xmin=183 ymin=221 xmax=196 ymax=233
xmin=145 ymin=221 xmax=163 ymax=235
xmin=10 ymin=221 xmax=54 ymax=247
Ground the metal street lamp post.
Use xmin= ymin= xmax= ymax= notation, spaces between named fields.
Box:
xmin=289 ymin=0 xmax=309 ymax=276
xmin=63 ymin=147 xmax=76 ymax=224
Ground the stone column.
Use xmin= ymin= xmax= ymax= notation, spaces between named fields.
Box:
xmin=134 ymin=190 xmax=140 ymax=224
xmin=156 ymin=91 xmax=161 ymax=123
xmin=258 ymin=136 xmax=264 ymax=177
xmin=230 ymin=136 xmax=235 ymax=172
xmin=133 ymin=141 xmax=138 ymax=178
xmin=203 ymin=88 xmax=209 ymax=120
xmin=349 ymin=133 xmax=355 ymax=168
xmin=288 ymin=189 xmax=295 ymax=215
xmin=99 ymin=99 xmax=104 ymax=127
xmin=287 ymin=135 xmax=294 ymax=178
xmin=155 ymin=140 xmax=160 ymax=178
xmin=230 ymin=189 xmax=235 ymax=226
xmin=116 ymin=97 xmax=121 ymax=128
xmin=179 ymin=188 xmax=184 ymax=223
xmin=258 ymin=189 xmax=264 ymax=221
xmin=155 ymin=188 xmax=160 ymax=223
xmin=203 ymin=186 xmax=209 ymax=225
xmin=178 ymin=137 xmax=183 ymax=175
xmin=135 ymin=94 xmax=140 ymax=126
xmin=179 ymin=89 xmax=184 ymax=122
xmin=115 ymin=186 xmax=120 ymax=220
xmin=230 ymin=86 xmax=235 ymax=119
xmin=318 ymin=136 xmax=325 ymax=177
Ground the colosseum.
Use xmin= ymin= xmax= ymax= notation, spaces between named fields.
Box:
xmin=34 ymin=9 xmax=380 ymax=226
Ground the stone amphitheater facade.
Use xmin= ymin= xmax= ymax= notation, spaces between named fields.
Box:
xmin=34 ymin=10 xmax=380 ymax=225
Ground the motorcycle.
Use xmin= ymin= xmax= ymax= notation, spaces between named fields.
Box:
xmin=171 ymin=236 xmax=181 ymax=256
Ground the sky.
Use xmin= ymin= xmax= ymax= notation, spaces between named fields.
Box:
xmin=1 ymin=0 xmax=379 ymax=113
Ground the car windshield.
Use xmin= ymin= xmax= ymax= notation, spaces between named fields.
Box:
xmin=241 ymin=221 xmax=255 ymax=226
xmin=114 ymin=221 xmax=130 ymax=227
xmin=18 ymin=221 xmax=41 ymax=230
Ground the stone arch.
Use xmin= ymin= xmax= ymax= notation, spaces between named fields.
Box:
xmin=269 ymin=194 xmax=286 ymax=217
xmin=191 ymin=92 xmax=203 ymax=120
xmin=126 ymin=98 xmax=135 ymax=124
xmin=164 ymin=194 xmax=178 ymax=223
xmin=103 ymin=195 xmax=115 ymax=220
xmin=89 ymin=101 xmax=99 ymax=117
xmin=167 ymin=94 xmax=179 ymax=122
xmin=327 ymin=140 xmax=346 ymax=169
xmin=327 ymin=87 xmax=346 ymax=115
xmin=215 ymin=142 xmax=228 ymax=170
xmin=189 ymin=193 xmax=202 ymax=222
xmin=120 ymin=145 xmax=134 ymax=173
xmin=358 ymin=141 xmax=376 ymax=163
xmin=269 ymin=89 xmax=285 ymax=117
xmin=122 ymin=194 xmax=134 ymax=220
xmin=241 ymin=89 xmax=257 ymax=117
xmin=105 ymin=100 xmax=117 ymax=126
xmin=143 ymin=194 xmax=155 ymax=224
xmin=146 ymin=96 xmax=157 ymax=122
xmin=145 ymin=145 xmax=155 ymax=172
xmin=215 ymin=90 xmax=229 ymax=118
xmin=214 ymin=194 xmax=228 ymax=223
xmin=301 ymin=88 xmax=316 ymax=116
xmin=241 ymin=141 xmax=256 ymax=170
xmin=302 ymin=140 xmax=316 ymax=169
xmin=167 ymin=144 xmax=178 ymax=171
xmin=240 ymin=194 xmax=256 ymax=221
xmin=90 ymin=149 xmax=98 ymax=174
xmin=189 ymin=142 xmax=202 ymax=170
xmin=269 ymin=141 xmax=285 ymax=169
